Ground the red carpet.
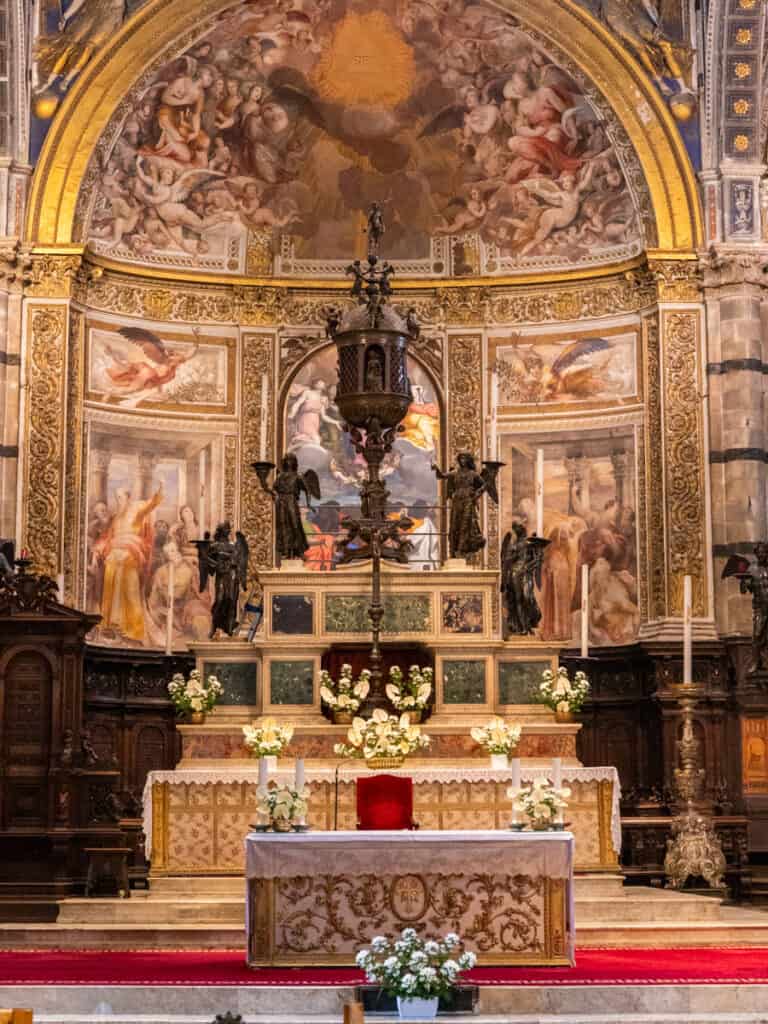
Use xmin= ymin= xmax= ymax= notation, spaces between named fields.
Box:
xmin=0 ymin=949 xmax=766 ymax=986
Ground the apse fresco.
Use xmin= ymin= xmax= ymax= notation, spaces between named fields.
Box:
xmin=285 ymin=346 xmax=440 ymax=571
xmin=499 ymin=427 xmax=639 ymax=646
xmin=84 ymin=421 xmax=226 ymax=649
xmin=82 ymin=0 xmax=641 ymax=275
xmin=86 ymin=321 xmax=234 ymax=412
xmin=491 ymin=326 xmax=638 ymax=407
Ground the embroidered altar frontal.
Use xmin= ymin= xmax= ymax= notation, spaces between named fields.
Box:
xmin=245 ymin=831 xmax=575 ymax=967
xmin=145 ymin=766 xmax=619 ymax=875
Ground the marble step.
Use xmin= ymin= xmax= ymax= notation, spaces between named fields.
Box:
xmin=56 ymin=895 xmax=245 ymax=925
xmin=574 ymin=889 xmax=723 ymax=922
xmin=4 ymin=983 xmax=768 ymax=1019
xmin=0 ymin=922 xmax=245 ymax=949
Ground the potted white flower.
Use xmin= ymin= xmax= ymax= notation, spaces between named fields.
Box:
xmin=538 ymin=666 xmax=590 ymax=722
xmin=508 ymin=779 xmax=570 ymax=830
xmin=386 ymin=665 xmax=433 ymax=722
xmin=320 ymin=664 xmax=371 ymax=724
xmin=256 ymin=784 xmax=308 ymax=833
xmin=470 ymin=717 xmax=522 ymax=769
xmin=356 ymin=928 xmax=476 ymax=1021
xmin=334 ymin=709 xmax=431 ymax=769
xmin=167 ymin=669 xmax=223 ymax=724
xmin=243 ymin=718 xmax=294 ymax=771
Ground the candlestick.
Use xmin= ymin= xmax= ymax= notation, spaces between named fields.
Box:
xmin=259 ymin=372 xmax=269 ymax=462
xmin=535 ymin=448 xmax=544 ymax=537
xmin=165 ymin=560 xmax=175 ymax=656
xmin=683 ymin=574 xmax=692 ymax=686
xmin=580 ymin=563 xmax=589 ymax=659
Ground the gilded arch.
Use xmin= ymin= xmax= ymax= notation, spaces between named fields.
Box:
xmin=25 ymin=0 xmax=702 ymax=265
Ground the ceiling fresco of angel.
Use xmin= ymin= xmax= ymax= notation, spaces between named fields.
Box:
xmin=79 ymin=0 xmax=643 ymax=276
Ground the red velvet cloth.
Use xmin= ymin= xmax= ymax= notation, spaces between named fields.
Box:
xmin=0 ymin=949 xmax=766 ymax=986
xmin=356 ymin=773 xmax=414 ymax=830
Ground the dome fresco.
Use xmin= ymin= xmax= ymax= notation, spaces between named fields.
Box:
xmin=80 ymin=0 xmax=644 ymax=277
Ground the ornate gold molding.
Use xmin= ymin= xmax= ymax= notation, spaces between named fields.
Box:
xmin=62 ymin=308 xmax=85 ymax=604
xmin=24 ymin=305 xmax=67 ymax=575
xmin=25 ymin=253 xmax=83 ymax=299
xmin=643 ymin=315 xmax=666 ymax=621
xmin=649 ymin=259 xmax=702 ymax=303
xmin=448 ymin=336 xmax=483 ymax=459
xmin=661 ymin=310 xmax=707 ymax=617
xmin=241 ymin=334 xmax=275 ymax=574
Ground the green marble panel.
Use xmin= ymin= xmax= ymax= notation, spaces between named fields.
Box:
xmin=202 ymin=661 xmax=258 ymax=706
xmin=443 ymin=660 xmax=487 ymax=704
xmin=269 ymin=660 xmax=314 ymax=705
xmin=325 ymin=594 xmax=432 ymax=634
xmin=272 ymin=594 xmax=314 ymax=635
xmin=498 ymin=660 xmax=549 ymax=705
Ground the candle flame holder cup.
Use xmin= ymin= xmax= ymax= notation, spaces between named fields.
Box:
xmin=252 ymin=460 xmax=276 ymax=494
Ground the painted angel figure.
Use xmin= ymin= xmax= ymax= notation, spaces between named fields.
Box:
xmin=99 ymin=326 xmax=200 ymax=405
xmin=431 ymin=452 xmax=500 ymax=559
xmin=500 ymin=336 xmax=619 ymax=403
xmin=35 ymin=0 xmax=128 ymax=96
xmin=594 ymin=0 xmax=693 ymax=97
xmin=270 ymin=454 xmax=321 ymax=561
xmin=195 ymin=522 xmax=249 ymax=638
xmin=501 ymin=523 xmax=550 ymax=636
xmin=133 ymin=156 xmax=225 ymax=253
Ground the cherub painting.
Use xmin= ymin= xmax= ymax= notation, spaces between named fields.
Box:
xmin=491 ymin=328 xmax=637 ymax=406
xmin=82 ymin=0 xmax=641 ymax=275
xmin=87 ymin=323 xmax=231 ymax=409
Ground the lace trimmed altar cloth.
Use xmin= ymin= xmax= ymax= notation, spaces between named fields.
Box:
xmin=143 ymin=764 xmax=620 ymax=870
xmin=245 ymin=830 xmax=575 ymax=968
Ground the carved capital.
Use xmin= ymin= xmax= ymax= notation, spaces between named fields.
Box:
xmin=0 ymin=238 xmax=33 ymax=287
xmin=648 ymin=259 xmax=702 ymax=302
xmin=25 ymin=253 xmax=83 ymax=299
xmin=699 ymin=247 xmax=767 ymax=290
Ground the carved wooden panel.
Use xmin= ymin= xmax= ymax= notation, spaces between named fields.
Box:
xmin=2 ymin=652 xmax=52 ymax=800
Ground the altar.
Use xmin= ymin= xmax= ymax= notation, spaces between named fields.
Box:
xmin=143 ymin=764 xmax=619 ymax=875
xmin=245 ymin=830 xmax=575 ymax=967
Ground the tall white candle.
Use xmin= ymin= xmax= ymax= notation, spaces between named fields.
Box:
xmin=165 ymin=560 xmax=175 ymax=656
xmin=56 ymin=573 xmax=65 ymax=603
xmin=295 ymin=757 xmax=306 ymax=826
xmin=552 ymin=757 xmax=562 ymax=791
xmin=258 ymin=756 xmax=268 ymax=791
xmin=510 ymin=757 xmax=521 ymax=826
xmin=683 ymin=574 xmax=692 ymax=686
xmin=488 ymin=370 xmax=499 ymax=460
xmin=259 ymin=373 xmax=269 ymax=461
xmin=580 ymin=564 xmax=589 ymax=659
xmin=535 ymin=448 xmax=544 ymax=537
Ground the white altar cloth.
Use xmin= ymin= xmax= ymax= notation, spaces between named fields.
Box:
xmin=143 ymin=764 xmax=620 ymax=858
xmin=245 ymin=828 xmax=574 ymax=880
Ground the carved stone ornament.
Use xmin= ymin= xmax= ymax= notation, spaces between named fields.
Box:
xmin=699 ymin=247 xmax=767 ymax=289
xmin=648 ymin=258 xmax=701 ymax=302
xmin=0 ymin=561 xmax=59 ymax=613
xmin=663 ymin=809 xmax=726 ymax=890
xmin=0 ymin=238 xmax=33 ymax=286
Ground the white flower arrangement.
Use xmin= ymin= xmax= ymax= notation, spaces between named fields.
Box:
xmin=334 ymin=709 xmax=431 ymax=761
xmin=356 ymin=928 xmax=476 ymax=999
xmin=538 ymin=666 xmax=590 ymax=714
xmin=319 ymin=663 xmax=370 ymax=713
xmin=243 ymin=718 xmax=294 ymax=758
xmin=167 ymin=669 xmax=223 ymax=715
xmin=470 ymin=717 xmax=522 ymax=755
xmin=385 ymin=664 xmax=433 ymax=712
xmin=508 ymin=780 xmax=570 ymax=828
xmin=257 ymin=784 xmax=308 ymax=826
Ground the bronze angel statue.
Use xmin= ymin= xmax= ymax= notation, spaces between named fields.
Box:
xmin=269 ymin=453 xmax=321 ymax=561
xmin=432 ymin=453 xmax=500 ymax=559
xmin=723 ymin=545 xmax=768 ymax=674
xmin=501 ymin=522 xmax=550 ymax=636
xmin=195 ymin=522 xmax=249 ymax=638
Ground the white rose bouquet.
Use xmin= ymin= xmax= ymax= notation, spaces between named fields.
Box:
xmin=356 ymin=929 xmax=476 ymax=1000
xmin=386 ymin=664 xmax=433 ymax=715
xmin=167 ymin=669 xmax=223 ymax=716
xmin=470 ymin=717 xmax=522 ymax=755
xmin=508 ymin=780 xmax=570 ymax=829
xmin=334 ymin=709 xmax=431 ymax=763
xmin=243 ymin=718 xmax=294 ymax=758
xmin=538 ymin=667 xmax=590 ymax=714
xmin=319 ymin=664 xmax=370 ymax=716
xmin=257 ymin=784 xmax=308 ymax=829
